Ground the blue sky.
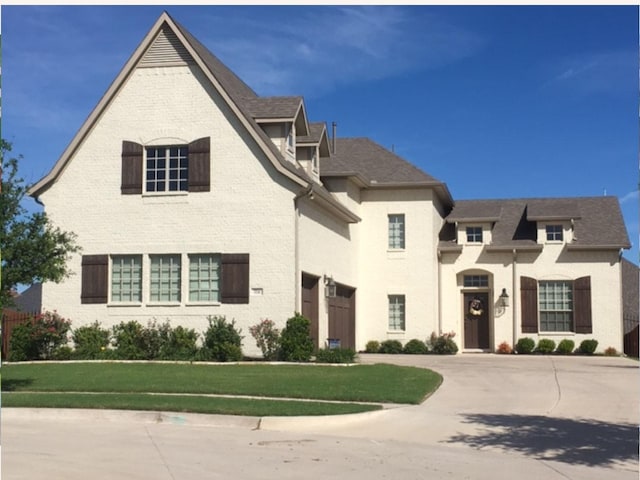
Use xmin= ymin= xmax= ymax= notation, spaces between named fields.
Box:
xmin=2 ymin=5 xmax=638 ymax=262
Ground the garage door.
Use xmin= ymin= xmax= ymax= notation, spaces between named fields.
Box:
xmin=328 ymin=285 xmax=356 ymax=349
xmin=301 ymin=274 xmax=320 ymax=349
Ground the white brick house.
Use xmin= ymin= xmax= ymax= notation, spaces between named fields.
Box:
xmin=28 ymin=12 xmax=631 ymax=355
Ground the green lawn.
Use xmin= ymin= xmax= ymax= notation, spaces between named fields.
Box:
xmin=2 ymin=362 xmax=442 ymax=416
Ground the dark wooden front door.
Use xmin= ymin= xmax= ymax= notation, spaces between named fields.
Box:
xmin=328 ymin=285 xmax=356 ymax=349
xmin=301 ymin=274 xmax=319 ymax=349
xmin=463 ymin=292 xmax=490 ymax=349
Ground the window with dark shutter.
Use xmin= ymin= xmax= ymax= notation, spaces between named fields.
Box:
xmin=188 ymin=137 xmax=210 ymax=192
xmin=520 ymin=276 xmax=538 ymax=333
xmin=220 ymin=254 xmax=249 ymax=304
xmin=574 ymin=276 xmax=592 ymax=334
xmin=121 ymin=141 xmax=143 ymax=194
xmin=81 ymin=255 xmax=109 ymax=304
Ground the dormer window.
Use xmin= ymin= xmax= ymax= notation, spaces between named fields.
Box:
xmin=546 ymin=225 xmax=563 ymax=242
xmin=466 ymin=226 xmax=483 ymax=243
xmin=286 ymin=123 xmax=295 ymax=153
xmin=311 ymin=148 xmax=319 ymax=174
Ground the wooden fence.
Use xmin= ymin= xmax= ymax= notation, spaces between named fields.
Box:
xmin=1 ymin=310 xmax=38 ymax=360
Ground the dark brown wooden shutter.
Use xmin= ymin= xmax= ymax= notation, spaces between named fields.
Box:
xmin=81 ymin=255 xmax=108 ymax=304
xmin=188 ymin=137 xmax=210 ymax=192
xmin=520 ymin=276 xmax=539 ymax=333
xmin=221 ymin=254 xmax=249 ymax=304
xmin=574 ymin=276 xmax=592 ymax=334
xmin=121 ymin=141 xmax=143 ymax=194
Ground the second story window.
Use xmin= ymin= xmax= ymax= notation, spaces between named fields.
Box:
xmin=546 ymin=225 xmax=563 ymax=242
xmin=466 ymin=226 xmax=483 ymax=243
xmin=388 ymin=214 xmax=405 ymax=249
xmin=146 ymin=146 xmax=188 ymax=193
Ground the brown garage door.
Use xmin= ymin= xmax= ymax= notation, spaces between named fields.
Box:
xmin=328 ymin=285 xmax=356 ymax=349
xmin=301 ymin=274 xmax=320 ymax=349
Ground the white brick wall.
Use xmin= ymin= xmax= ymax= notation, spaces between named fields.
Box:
xmin=39 ymin=65 xmax=300 ymax=356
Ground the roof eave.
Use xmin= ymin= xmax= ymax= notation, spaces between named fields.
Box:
xmin=566 ymin=243 xmax=631 ymax=251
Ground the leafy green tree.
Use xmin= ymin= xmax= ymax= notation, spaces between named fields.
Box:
xmin=1 ymin=140 xmax=80 ymax=307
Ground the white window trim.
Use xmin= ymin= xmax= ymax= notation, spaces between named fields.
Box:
xmin=388 ymin=214 xmax=406 ymax=251
xmin=144 ymin=145 xmax=189 ymax=195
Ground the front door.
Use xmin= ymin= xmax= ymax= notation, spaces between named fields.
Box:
xmin=463 ymin=292 xmax=490 ymax=349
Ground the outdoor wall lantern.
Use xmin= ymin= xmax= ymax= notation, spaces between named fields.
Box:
xmin=499 ymin=288 xmax=510 ymax=308
xmin=324 ymin=275 xmax=337 ymax=298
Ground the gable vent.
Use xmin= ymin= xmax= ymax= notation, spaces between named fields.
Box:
xmin=139 ymin=25 xmax=194 ymax=67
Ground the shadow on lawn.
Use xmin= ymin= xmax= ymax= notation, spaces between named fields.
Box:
xmin=1 ymin=378 xmax=34 ymax=391
xmin=447 ymin=413 xmax=639 ymax=468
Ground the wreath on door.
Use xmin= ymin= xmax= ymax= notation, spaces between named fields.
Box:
xmin=469 ymin=296 xmax=484 ymax=316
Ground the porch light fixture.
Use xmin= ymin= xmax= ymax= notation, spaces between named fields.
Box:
xmin=499 ymin=288 xmax=509 ymax=307
xmin=324 ymin=275 xmax=337 ymax=298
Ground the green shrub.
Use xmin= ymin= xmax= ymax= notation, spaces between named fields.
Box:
xmin=111 ymin=321 xmax=146 ymax=360
xmin=249 ymin=318 xmax=280 ymax=360
xmin=8 ymin=321 xmax=38 ymax=362
xmin=378 ymin=339 xmax=403 ymax=354
xmin=403 ymin=339 xmax=428 ymax=354
xmin=8 ymin=311 xmax=71 ymax=361
xmin=515 ymin=337 xmax=535 ymax=354
xmin=429 ymin=332 xmax=458 ymax=355
xmin=578 ymin=339 xmax=598 ymax=355
xmin=198 ymin=316 xmax=244 ymax=362
xmin=278 ymin=313 xmax=314 ymax=362
xmin=536 ymin=338 xmax=556 ymax=354
xmin=160 ymin=325 xmax=199 ymax=361
xmin=364 ymin=340 xmax=380 ymax=353
xmin=315 ymin=347 xmax=356 ymax=364
xmin=555 ymin=339 xmax=575 ymax=355
xmin=72 ymin=321 xmax=111 ymax=359
xmin=53 ymin=345 xmax=74 ymax=360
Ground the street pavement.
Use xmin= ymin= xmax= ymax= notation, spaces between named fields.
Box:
xmin=2 ymin=354 xmax=638 ymax=479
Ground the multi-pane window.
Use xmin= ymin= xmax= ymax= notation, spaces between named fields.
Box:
xmin=189 ymin=254 xmax=221 ymax=302
xmin=388 ymin=214 xmax=405 ymax=249
xmin=466 ymin=226 xmax=483 ymax=243
xmin=150 ymin=255 xmax=181 ymax=302
xmin=546 ymin=225 xmax=563 ymax=242
xmin=464 ymin=275 xmax=489 ymax=287
xmin=146 ymin=146 xmax=188 ymax=192
xmin=539 ymin=281 xmax=573 ymax=331
xmin=388 ymin=295 xmax=406 ymax=331
xmin=111 ymin=255 xmax=142 ymax=302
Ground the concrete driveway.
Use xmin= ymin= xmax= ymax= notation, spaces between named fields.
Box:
xmin=2 ymin=355 xmax=638 ymax=479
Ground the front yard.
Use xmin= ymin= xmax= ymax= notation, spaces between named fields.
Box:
xmin=2 ymin=362 xmax=442 ymax=416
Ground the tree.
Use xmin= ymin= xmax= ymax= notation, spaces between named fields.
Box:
xmin=1 ymin=140 xmax=80 ymax=308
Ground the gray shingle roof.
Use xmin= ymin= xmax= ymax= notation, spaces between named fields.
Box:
xmin=321 ymin=137 xmax=443 ymax=185
xmin=442 ymin=196 xmax=630 ymax=251
xmin=297 ymin=122 xmax=327 ymax=144
xmin=243 ymin=96 xmax=303 ymax=119
xmin=622 ymin=258 xmax=639 ymax=323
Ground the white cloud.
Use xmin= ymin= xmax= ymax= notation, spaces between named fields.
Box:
xmin=198 ymin=6 xmax=485 ymax=96
xmin=620 ymin=189 xmax=639 ymax=204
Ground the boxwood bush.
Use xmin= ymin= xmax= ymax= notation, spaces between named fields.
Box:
xmin=403 ymin=339 xmax=428 ymax=354
xmin=578 ymin=339 xmax=598 ymax=355
xmin=278 ymin=313 xmax=314 ymax=362
xmin=378 ymin=339 xmax=403 ymax=354
xmin=555 ymin=339 xmax=575 ymax=355
xmin=515 ymin=337 xmax=535 ymax=354
xmin=535 ymin=338 xmax=556 ymax=354
xmin=364 ymin=340 xmax=381 ymax=353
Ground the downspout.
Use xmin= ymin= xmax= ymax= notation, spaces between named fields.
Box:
xmin=293 ymin=185 xmax=313 ymax=310
xmin=512 ymin=249 xmax=518 ymax=348
xmin=437 ymin=249 xmax=443 ymax=335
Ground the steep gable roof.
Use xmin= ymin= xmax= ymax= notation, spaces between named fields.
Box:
xmin=442 ymin=196 xmax=630 ymax=251
xmin=321 ymin=137 xmax=453 ymax=207
xmin=28 ymin=12 xmax=315 ymax=198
